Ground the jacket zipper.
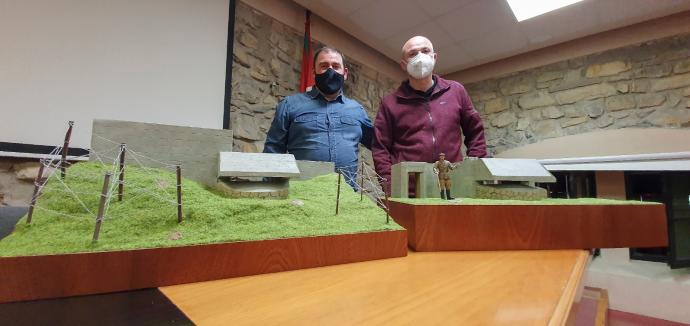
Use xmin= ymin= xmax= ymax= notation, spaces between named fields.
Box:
xmin=424 ymin=102 xmax=437 ymax=162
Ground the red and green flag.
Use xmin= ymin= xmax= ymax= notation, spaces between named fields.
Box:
xmin=299 ymin=10 xmax=314 ymax=92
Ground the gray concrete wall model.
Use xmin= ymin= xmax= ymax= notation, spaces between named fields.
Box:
xmin=90 ymin=119 xmax=234 ymax=187
xmin=294 ymin=160 xmax=335 ymax=180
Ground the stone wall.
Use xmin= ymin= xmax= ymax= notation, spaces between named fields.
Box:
xmin=465 ymin=34 xmax=690 ymax=156
xmin=230 ymin=2 xmax=398 ymax=158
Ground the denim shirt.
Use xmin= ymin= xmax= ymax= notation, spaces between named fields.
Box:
xmin=263 ymin=87 xmax=373 ymax=185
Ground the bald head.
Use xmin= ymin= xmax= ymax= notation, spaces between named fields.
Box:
xmin=401 ymin=36 xmax=434 ymax=59
xmin=400 ymin=36 xmax=437 ymax=76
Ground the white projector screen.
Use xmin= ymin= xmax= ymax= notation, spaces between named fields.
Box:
xmin=0 ymin=0 xmax=229 ymax=151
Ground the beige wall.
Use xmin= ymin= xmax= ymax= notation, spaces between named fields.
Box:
xmin=240 ymin=0 xmax=405 ymax=82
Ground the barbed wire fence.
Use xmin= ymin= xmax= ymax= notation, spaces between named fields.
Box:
xmin=26 ymin=135 xmax=183 ymax=241
xmin=335 ymin=162 xmax=391 ymax=224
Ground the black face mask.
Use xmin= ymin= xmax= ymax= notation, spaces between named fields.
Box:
xmin=314 ymin=68 xmax=344 ymax=95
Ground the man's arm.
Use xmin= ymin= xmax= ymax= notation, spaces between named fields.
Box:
xmin=372 ymin=102 xmax=394 ymax=195
xmin=263 ymin=99 xmax=290 ymax=154
xmin=458 ymin=89 xmax=488 ymax=158
xmin=359 ymin=108 xmax=374 ymax=150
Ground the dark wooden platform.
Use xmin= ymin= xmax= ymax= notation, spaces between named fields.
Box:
xmin=388 ymin=201 xmax=667 ymax=251
xmin=0 ymin=230 xmax=407 ymax=303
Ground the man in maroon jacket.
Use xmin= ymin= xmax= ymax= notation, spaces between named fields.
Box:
xmin=372 ymin=36 xmax=487 ymax=196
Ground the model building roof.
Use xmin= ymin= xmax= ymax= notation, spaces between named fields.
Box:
xmin=218 ymin=152 xmax=300 ymax=178
xmin=464 ymin=158 xmax=556 ymax=183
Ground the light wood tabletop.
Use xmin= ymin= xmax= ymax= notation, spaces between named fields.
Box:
xmin=161 ymin=249 xmax=589 ymax=326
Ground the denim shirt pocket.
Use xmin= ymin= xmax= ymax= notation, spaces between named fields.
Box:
xmin=339 ymin=116 xmax=361 ymax=142
xmin=290 ymin=113 xmax=326 ymax=150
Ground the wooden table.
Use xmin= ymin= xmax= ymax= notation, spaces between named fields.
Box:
xmin=162 ymin=250 xmax=589 ymax=325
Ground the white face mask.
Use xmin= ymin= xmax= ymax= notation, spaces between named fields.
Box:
xmin=406 ymin=52 xmax=435 ymax=79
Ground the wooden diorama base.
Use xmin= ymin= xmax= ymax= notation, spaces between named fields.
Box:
xmin=0 ymin=230 xmax=407 ymax=303
xmin=388 ymin=201 xmax=667 ymax=251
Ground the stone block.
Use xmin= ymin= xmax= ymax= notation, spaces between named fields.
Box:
xmin=542 ymin=106 xmax=565 ymax=119
xmin=554 ymin=83 xmax=617 ymax=104
xmin=644 ymin=108 xmax=690 ymax=126
xmin=650 ymin=72 xmax=690 ymax=91
xmin=499 ymin=76 xmax=533 ymax=95
xmin=585 ymin=61 xmax=631 ymax=77
xmin=238 ymin=31 xmax=259 ymax=49
xmin=595 ymin=115 xmax=614 ymax=128
xmin=233 ymin=48 xmax=251 ymax=68
xmin=610 ymin=110 xmax=631 ymax=119
xmin=630 ymin=80 xmax=651 ymax=93
xmin=616 ymin=82 xmax=630 ymax=93
xmin=667 ymin=94 xmax=681 ymax=107
xmin=537 ymin=70 xmax=564 ymax=84
xmin=491 ymin=111 xmax=517 ymax=128
xmin=518 ymin=91 xmax=556 ymax=109
xmin=637 ymin=94 xmax=666 ymax=108
xmin=474 ymin=91 xmax=497 ymax=102
xmin=532 ymin=120 xmax=563 ymax=139
xmin=682 ymin=87 xmax=690 ymax=97
xmin=516 ymin=118 xmax=530 ymax=131
xmin=605 ymin=95 xmax=636 ymax=111
xmin=484 ymin=98 xmax=510 ymax=114
xmin=232 ymin=113 xmax=262 ymax=140
xmin=250 ymin=69 xmax=272 ymax=83
xmin=632 ymin=64 xmax=672 ymax=78
xmin=673 ymin=59 xmax=690 ymax=74
xmin=561 ymin=117 xmax=589 ymax=128
xmin=549 ymin=69 xmax=600 ymax=92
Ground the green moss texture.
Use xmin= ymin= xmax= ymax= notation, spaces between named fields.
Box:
xmin=0 ymin=162 xmax=402 ymax=257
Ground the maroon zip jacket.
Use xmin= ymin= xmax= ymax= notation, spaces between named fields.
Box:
xmin=372 ymin=75 xmax=487 ymax=195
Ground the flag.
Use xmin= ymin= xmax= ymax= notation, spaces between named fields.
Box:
xmin=299 ymin=10 xmax=314 ymax=92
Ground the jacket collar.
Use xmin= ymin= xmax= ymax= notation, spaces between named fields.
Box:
xmin=395 ymin=75 xmax=450 ymax=100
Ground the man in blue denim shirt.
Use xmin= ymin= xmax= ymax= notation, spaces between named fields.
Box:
xmin=263 ymin=47 xmax=373 ymax=187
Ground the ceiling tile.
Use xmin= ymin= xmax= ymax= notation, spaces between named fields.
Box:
xmin=591 ymin=0 xmax=690 ymax=29
xmin=411 ymin=0 xmax=479 ymax=18
xmin=315 ymin=0 xmax=373 ymax=16
xmin=383 ymin=20 xmax=456 ymax=55
xmin=294 ymin=0 xmax=690 ymax=75
xmin=459 ymin=25 xmax=529 ymax=61
xmin=348 ymin=0 xmax=430 ymax=40
xmin=434 ymin=44 xmax=475 ymax=74
xmin=436 ymin=0 xmax=516 ymax=42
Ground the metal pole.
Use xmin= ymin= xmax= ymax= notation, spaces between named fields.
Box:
xmin=117 ymin=143 xmax=126 ymax=201
xmin=360 ymin=161 xmax=364 ymax=201
xmin=335 ymin=172 xmax=341 ymax=215
xmin=26 ymin=163 xmax=45 ymax=224
xmin=60 ymin=121 xmax=74 ymax=180
xmin=384 ymin=188 xmax=390 ymax=224
xmin=177 ymin=165 xmax=183 ymax=223
xmin=92 ymin=172 xmax=112 ymax=242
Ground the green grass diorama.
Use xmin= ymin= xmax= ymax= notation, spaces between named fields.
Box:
xmin=391 ymin=197 xmax=660 ymax=205
xmin=0 ymin=162 xmax=402 ymax=257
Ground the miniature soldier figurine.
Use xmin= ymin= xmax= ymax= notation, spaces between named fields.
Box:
xmin=433 ymin=153 xmax=456 ymax=200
